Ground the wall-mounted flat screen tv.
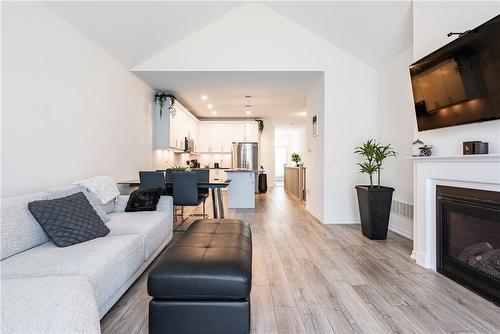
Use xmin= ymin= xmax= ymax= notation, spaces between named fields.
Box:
xmin=409 ymin=15 xmax=500 ymax=131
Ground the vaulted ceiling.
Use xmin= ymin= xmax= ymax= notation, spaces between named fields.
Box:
xmin=46 ymin=1 xmax=412 ymax=69
xmin=264 ymin=1 xmax=413 ymax=68
xmin=45 ymin=1 xmax=242 ymax=68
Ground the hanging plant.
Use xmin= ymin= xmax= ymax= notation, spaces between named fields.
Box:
xmin=169 ymin=97 xmax=177 ymax=118
xmin=256 ymin=119 xmax=264 ymax=134
xmin=154 ymin=93 xmax=176 ymax=119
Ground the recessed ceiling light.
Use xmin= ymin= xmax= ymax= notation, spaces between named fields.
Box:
xmin=201 ymin=95 xmax=208 ymax=100
xmin=211 ymin=110 xmax=217 ymax=115
xmin=207 ymin=104 xmax=213 ymax=109
xmin=246 ymin=110 xmax=252 ymax=115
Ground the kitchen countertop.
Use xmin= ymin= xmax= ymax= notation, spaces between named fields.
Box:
xmin=192 ymin=167 xmax=230 ymax=170
xmin=225 ymin=169 xmax=255 ymax=172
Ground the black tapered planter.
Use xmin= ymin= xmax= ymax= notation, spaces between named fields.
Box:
xmin=355 ymin=185 xmax=394 ymax=240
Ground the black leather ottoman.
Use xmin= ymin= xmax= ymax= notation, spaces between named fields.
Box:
xmin=148 ymin=219 xmax=252 ymax=334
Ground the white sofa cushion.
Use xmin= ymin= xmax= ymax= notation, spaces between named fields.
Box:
xmin=1 ymin=191 xmax=50 ymax=260
xmin=107 ymin=211 xmax=171 ymax=259
xmin=1 ymin=276 xmax=100 ymax=334
xmin=1 ymin=234 xmax=144 ymax=316
xmin=73 ymin=175 xmax=119 ymax=206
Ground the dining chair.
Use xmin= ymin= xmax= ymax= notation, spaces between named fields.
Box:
xmin=194 ymin=169 xmax=210 ymax=219
xmin=155 ymin=169 xmax=173 ymax=195
xmin=139 ymin=171 xmax=166 ymax=194
xmin=172 ymin=171 xmax=206 ymax=222
xmin=164 ymin=169 xmax=173 ymax=182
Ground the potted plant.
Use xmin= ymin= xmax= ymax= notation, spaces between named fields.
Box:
xmin=291 ymin=153 xmax=301 ymax=167
xmin=172 ymin=165 xmax=187 ymax=172
xmin=354 ymin=139 xmax=397 ymax=240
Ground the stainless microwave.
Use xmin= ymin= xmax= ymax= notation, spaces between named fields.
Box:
xmin=184 ymin=137 xmax=194 ymax=153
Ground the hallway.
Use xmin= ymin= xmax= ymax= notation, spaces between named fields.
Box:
xmin=102 ymin=187 xmax=500 ymax=334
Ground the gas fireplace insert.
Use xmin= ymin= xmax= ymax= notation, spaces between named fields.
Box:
xmin=436 ymin=185 xmax=500 ymax=305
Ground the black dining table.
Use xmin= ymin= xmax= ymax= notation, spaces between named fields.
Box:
xmin=117 ymin=179 xmax=231 ymax=219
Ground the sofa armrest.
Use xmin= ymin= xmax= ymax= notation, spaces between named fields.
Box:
xmin=113 ymin=195 xmax=173 ymax=213
xmin=156 ymin=196 xmax=173 ymax=213
xmin=1 ymin=276 xmax=100 ymax=334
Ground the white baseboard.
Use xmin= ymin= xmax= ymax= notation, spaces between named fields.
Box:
xmin=415 ymin=251 xmax=429 ymax=269
xmin=410 ymin=250 xmax=416 ymax=260
xmin=388 ymin=212 xmax=413 ymax=240
xmin=305 ymin=206 xmax=323 ymax=222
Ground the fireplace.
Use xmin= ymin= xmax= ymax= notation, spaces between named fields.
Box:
xmin=436 ymin=185 xmax=500 ymax=305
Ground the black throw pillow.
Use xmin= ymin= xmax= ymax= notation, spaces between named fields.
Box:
xmin=125 ymin=188 xmax=161 ymax=212
xmin=28 ymin=192 xmax=110 ymax=247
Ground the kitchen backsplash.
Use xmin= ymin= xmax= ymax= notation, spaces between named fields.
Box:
xmin=153 ymin=150 xmax=232 ymax=169
xmin=197 ymin=154 xmax=232 ymax=168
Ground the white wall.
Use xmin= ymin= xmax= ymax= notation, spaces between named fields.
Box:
xmin=378 ymin=47 xmax=415 ymax=203
xmin=1 ymin=2 xmax=153 ymax=197
xmin=305 ymin=76 xmax=325 ymax=221
xmin=259 ymin=122 xmax=275 ymax=187
xmin=412 ymin=1 xmax=500 ymax=155
xmin=377 ymin=47 xmax=415 ymax=238
xmin=325 ymin=55 xmax=378 ymax=224
xmin=377 ymin=1 xmax=500 ymax=239
xmin=134 ymin=3 xmax=378 ymax=223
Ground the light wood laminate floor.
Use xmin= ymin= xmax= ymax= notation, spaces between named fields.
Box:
xmin=101 ymin=187 xmax=500 ymax=334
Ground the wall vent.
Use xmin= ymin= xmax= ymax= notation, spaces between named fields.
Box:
xmin=391 ymin=199 xmax=413 ymax=220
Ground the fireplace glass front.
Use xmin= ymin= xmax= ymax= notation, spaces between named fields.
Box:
xmin=436 ymin=185 xmax=500 ymax=305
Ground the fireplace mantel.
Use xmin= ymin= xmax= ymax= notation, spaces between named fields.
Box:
xmin=411 ymin=154 xmax=500 ymax=270
xmin=408 ymin=153 xmax=500 ymax=162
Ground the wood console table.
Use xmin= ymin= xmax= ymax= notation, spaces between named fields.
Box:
xmin=284 ymin=166 xmax=306 ymax=201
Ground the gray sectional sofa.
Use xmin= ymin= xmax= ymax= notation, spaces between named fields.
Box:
xmin=1 ymin=187 xmax=173 ymax=334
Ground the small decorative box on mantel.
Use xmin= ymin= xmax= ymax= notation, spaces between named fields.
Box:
xmin=463 ymin=141 xmax=489 ymax=155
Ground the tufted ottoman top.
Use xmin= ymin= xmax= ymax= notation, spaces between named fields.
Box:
xmin=147 ymin=219 xmax=252 ymax=300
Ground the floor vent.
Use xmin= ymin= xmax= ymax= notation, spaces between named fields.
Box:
xmin=391 ymin=199 xmax=413 ymax=220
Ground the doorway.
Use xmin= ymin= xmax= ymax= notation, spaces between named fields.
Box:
xmin=274 ymin=145 xmax=287 ymax=186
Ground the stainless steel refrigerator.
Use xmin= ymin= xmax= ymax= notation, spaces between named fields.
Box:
xmin=231 ymin=142 xmax=258 ymax=170
xmin=231 ymin=142 xmax=259 ymax=192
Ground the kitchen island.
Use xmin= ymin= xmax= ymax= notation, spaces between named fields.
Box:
xmin=225 ymin=169 xmax=256 ymax=208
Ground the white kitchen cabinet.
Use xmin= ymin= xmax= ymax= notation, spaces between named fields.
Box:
xmin=189 ymin=117 xmax=198 ymax=151
xmin=154 ymin=98 xmax=200 ymax=151
xmin=155 ymin=101 xmax=258 ymax=153
xmin=210 ymin=123 xmax=223 ymax=152
xmin=168 ymin=109 xmax=178 ymax=149
xmin=245 ymin=121 xmax=259 ymax=142
xmin=222 ymin=123 xmax=234 ymax=153
xmin=195 ymin=120 xmax=259 ymax=153
xmin=176 ymin=109 xmax=186 ymax=150
xmin=197 ymin=123 xmax=211 ymax=152
xmin=184 ymin=111 xmax=198 ymax=151
xmin=232 ymin=123 xmax=245 ymax=143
